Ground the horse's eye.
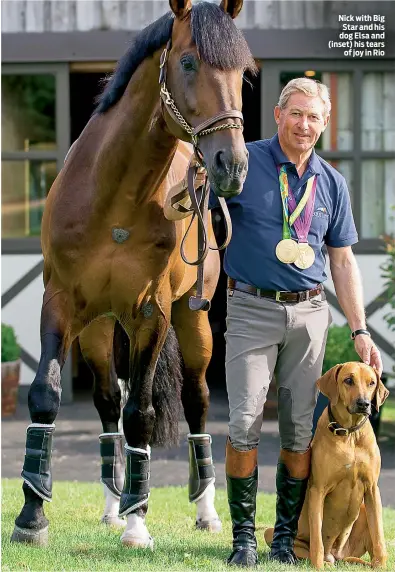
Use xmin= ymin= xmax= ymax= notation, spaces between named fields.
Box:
xmin=181 ymin=56 xmax=196 ymax=72
xmin=344 ymin=377 xmax=354 ymax=386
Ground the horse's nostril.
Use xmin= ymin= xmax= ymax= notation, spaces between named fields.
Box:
xmin=214 ymin=150 xmax=226 ymax=172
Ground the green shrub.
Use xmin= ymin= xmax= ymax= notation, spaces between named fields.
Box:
xmin=1 ymin=323 xmax=21 ymax=363
xmin=380 ymin=207 xmax=395 ymax=373
xmin=322 ymin=324 xmax=360 ymax=374
xmin=380 ymin=232 xmax=395 ymax=333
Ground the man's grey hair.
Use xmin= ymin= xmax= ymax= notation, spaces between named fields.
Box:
xmin=278 ymin=78 xmax=331 ymax=117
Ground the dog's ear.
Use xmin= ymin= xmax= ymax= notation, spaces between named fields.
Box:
xmin=372 ymin=370 xmax=389 ymax=411
xmin=316 ymin=364 xmax=343 ymax=406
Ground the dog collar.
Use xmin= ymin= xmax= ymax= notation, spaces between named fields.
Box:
xmin=327 ymin=404 xmax=369 ymax=437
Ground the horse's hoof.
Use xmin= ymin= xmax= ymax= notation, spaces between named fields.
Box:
xmin=121 ymin=532 xmax=154 ymax=550
xmin=101 ymin=515 xmax=126 ymax=528
xmin=10 ymin=524 xmax=49 ymax=546
xmin=196 ymin=517 xmax=222 ymax=533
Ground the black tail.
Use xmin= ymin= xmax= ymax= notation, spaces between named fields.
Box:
xmin=113 ymin=321 xmax=182 ymax=447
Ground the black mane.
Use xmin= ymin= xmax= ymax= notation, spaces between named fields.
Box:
xmin=96 ymin=3 xmax=256 ymax=114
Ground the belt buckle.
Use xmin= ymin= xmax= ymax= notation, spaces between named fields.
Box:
xmin=298 ymin=290 xmax=309 ymax=302
xmin=275 ymin=291 xmax=281 ymax=302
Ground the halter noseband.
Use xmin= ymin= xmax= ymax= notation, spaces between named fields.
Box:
xmin=159 ymin=39 xmax=244 ymax=163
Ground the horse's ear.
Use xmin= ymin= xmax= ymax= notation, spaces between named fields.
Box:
xmin=220 ymin=0 xmax=244 ymax=19
xmin=169 ymin=0 xmax=192 ymax=19
xmin=372 ymin=370 xmax=390 ymax=411
xmin=316 ymin=364 xmax=343 ymax=406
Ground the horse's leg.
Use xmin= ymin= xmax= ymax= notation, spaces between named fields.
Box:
xmin=172 ymin=292 xmax=222 ymax=532
xmin=79 ymin=317 xmax=126 ymax=529
xmin=11 ymin=287 xmax=75 ymax=546
xmin=119 ymin=307 xmax=174 ymax=549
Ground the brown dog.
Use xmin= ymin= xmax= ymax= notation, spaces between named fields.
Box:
xmin=265 ymin=362 xmax=389 ymax=569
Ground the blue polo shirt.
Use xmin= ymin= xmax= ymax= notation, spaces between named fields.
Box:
xmin=210 ymin=134 xmax=358 ymax=291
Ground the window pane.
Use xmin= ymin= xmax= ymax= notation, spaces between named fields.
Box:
xmin=2 ymin=160 xmax=57 ymax=238
xmin=321 ymin=73 xmax=353 ymax=151
xmin=362 ymin=73 xmax=395 ymax=151
xmin=361 ymin=160 xmax=395 ymax=238
xmin=1 ymin=75 xmax=56 ymax=152
xmin=328 ymin=160 xmax=354 ymax=206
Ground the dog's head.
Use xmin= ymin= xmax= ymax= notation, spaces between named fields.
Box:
xmin=316 ymin=362 xmax=389 ymax=415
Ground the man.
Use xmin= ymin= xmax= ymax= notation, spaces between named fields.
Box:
xmin=219 ymin=78 xmax=382 ymax=567
xmin=166 ymin=77 xmax=382 ymax=567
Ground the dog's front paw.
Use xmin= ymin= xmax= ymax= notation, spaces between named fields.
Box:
xmin=371 ymin=554 xmax=388 ymax=568
xmin=310 ymin=554 xmax=325 ymax=569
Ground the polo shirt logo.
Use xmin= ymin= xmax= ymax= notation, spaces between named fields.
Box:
xmin=313 ymin=206 xmax=329 ymax=219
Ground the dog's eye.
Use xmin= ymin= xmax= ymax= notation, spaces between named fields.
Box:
xmin=344 ymin=377 xmax=354 ymax=386
xmin=369 ymin=380 xmax=376 ymax=387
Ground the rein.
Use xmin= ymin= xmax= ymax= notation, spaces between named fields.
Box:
xmin=327 ymin=403 xmax=369 ymax=437
xmin=159 ymin=39 xmax=241 ymax=311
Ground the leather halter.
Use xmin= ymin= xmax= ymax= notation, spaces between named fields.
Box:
xmin=159 ymin=39 xmax=241 ymax=311
xmin=327 ymin=403 xmax=369 ymax=437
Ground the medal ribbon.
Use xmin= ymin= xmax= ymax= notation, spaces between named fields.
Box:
xmin=278 ymin=165 xmax=317 ymax=242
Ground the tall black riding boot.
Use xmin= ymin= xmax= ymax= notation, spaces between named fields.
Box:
xmin=226 ymin=439 xmax=258 ymax=567
xmin=269 ymin=448 xmax=311 ymax=565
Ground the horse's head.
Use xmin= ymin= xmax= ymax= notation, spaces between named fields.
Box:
xmin=161 ymin=0 xmax=256 ymax=198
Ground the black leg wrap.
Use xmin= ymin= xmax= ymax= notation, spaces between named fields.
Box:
xmin=99 ymin=433 xmax=125 ymax=499
xmin=188 ymin=433 xmax=215 ymax=503
xmin=269 ymin=462 xmax=308 ymax=565
xmin=227 ymin=468 xmax=258 ymax=567
xmin=21 ymin=424 xmax=55 ymax=502
xmin=119 ymin=446 xmax=150 ymax=517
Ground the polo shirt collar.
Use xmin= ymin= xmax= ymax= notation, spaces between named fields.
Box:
xmin=269 ymin=133 xmax=322 ymax=175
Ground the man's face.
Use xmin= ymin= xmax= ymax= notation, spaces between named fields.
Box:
xmin=274 ymin=92 xmax=329 ymax=154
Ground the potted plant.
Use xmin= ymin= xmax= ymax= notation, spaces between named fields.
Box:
xmin=1 ymin=323 xmax=21 ymax=417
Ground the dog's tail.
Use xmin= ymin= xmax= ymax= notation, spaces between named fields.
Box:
xmin=343 ymin=557 xmax=372 ymax=567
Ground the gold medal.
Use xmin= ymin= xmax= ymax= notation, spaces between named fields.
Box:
xmin=276 ymin=239 xmax=299 ymax=264
xmin=294 ymin=243 xmax=315 ymax=269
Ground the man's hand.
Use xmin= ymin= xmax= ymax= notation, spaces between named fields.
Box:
xmin=354 ymin=335 xmax=383 ymax=376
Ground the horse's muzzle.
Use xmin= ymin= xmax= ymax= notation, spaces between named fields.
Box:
xmin=209 ymin=148 xmax=248 ymax=198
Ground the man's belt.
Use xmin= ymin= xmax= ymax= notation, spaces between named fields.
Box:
xmin=227 ymin=278 xmax=324 ymax=303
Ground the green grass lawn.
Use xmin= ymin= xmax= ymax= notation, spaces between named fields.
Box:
xmin=2 ymin=480 xmax=395 ymax=571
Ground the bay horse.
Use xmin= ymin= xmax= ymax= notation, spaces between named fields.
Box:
xmin=12 ymin=0 xmax=256 ymax=549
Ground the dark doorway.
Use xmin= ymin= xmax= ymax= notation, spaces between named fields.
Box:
xmin=69 ymin=72 xmax=107 ymax=145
